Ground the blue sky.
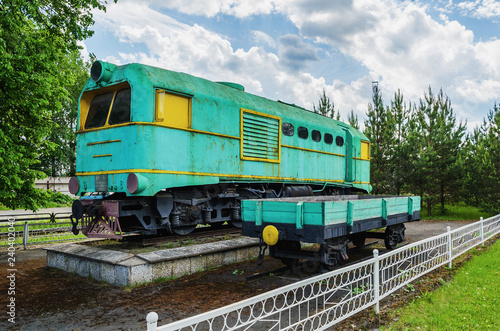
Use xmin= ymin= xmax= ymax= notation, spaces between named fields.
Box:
xmin=82 ymin=0 xmax=500 ymax=130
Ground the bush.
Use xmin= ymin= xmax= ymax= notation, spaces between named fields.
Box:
xmin=44 ymin=190 xmax=73 ymax=207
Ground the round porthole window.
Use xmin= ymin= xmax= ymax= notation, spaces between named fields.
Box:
xmin=336 ymin=136 xmax=344 ymax=147
xmin=298 ymin=127 xmax=309 ymax=139
xmin=312 ymin=130 xmax=321 ymax=142
xmin=282 ymin=122 xmax=294 ymax=136
xmin=324 ymin=133 xmax=333 ymax=144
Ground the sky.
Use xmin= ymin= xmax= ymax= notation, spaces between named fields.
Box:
xmin=82 ymin=0 xmax=500 ymax=130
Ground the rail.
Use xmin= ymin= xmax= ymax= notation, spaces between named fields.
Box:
xmin=147 ymin=214 xmax=500 ymax=330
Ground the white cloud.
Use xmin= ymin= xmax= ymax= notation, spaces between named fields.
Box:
xmin=278 ymin=34 xmax=319 ymax=71
xmin=457 ymin=0 xmax=500 ymax=19
xmin=126 ymin=0 xmax=276 ymax=18
xmin=455 ymin=79 xmax=500 ymax=102
xmin=251 ymin=30 xmax=276 ymax=48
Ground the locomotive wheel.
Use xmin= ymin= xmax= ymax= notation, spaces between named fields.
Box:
xmin=230 ymin=220 xmax=243 ymax=228
xmin=172 ymin=225 xmax=196 ymax=235
xmin=277 ymin=240 xmax=301 ymax=267
xmin=384 ymin=224 xmax=406 ymax=250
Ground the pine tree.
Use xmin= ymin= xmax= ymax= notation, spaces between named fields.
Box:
xmin=313 ymin=89 xmax=340 ymax=120
xmin=363 ymin=84 xmax=395 ymax=194
xmin=347 ymin=110 xmax=360 ymax=130
xmin=390 ymin=90 xmax=413 ymax=195
xmin=464 ymin=103 xmax=500 ymax=211
xmin=409 ymin=87 xmax=465 ymax=215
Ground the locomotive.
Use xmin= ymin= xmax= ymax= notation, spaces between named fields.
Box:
xmin=69 ymin=60 xmax=372 ymax=239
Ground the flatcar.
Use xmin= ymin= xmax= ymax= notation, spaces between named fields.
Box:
xmin=242 ymin=195 xmax=420 ymax=270
xmin=69 ymin=60 xmax=371 ymax=239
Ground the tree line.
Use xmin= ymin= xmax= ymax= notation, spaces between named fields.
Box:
xmin=313 ymin=87 xmax=500 ymax=216
xmin=0 ymin=0 xmax=112 ymax=210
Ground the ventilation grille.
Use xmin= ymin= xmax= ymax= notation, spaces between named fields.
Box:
xmin=242 ymin=110 xmax=280 ymax=162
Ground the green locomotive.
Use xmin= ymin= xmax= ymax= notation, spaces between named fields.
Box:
xmin=69 ymin=60 xmax=371 ymax=238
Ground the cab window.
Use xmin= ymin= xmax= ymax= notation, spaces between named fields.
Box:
xmin=108 ymin=89 xmax=131 ymax=125
xmin=85 ymin=92 xmax=113 ymax=129
xmin=84 ymin=88 xmax=131 ymax=129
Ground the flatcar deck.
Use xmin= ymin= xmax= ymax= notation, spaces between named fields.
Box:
xmin=242 ymin=195 xmax=420 ymax=243
xmin=242 ymin=194 xmax=420 ymax=269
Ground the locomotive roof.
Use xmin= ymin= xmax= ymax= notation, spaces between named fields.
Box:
xmin=82 ymin=61 xmax=368 ymax=141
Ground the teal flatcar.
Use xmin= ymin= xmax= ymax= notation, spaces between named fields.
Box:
xmin=69 ymin=61 xmax=371 ymax=238
xmin=242 ymin=195 xmax=420 ymax=269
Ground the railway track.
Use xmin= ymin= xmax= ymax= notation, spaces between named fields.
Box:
xmin=133 ymin=226 xmax=243 ymax=246
xmin=245 ymin=240 xmax=409 ymax=283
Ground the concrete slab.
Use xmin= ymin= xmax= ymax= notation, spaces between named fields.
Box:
xmin=45 ymin=237 xmax=260 ymax=286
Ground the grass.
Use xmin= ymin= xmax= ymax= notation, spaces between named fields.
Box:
xmin=421 ymin=203 xmax=495 ymax=221
xmin=384 ymin=240 xmax=500 ymax=330
xmin=0 ymin=218 xmax=86 ymax=246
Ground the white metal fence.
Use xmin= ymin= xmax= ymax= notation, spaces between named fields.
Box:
xmin=147 ymin=215 xmax=500 ymax=331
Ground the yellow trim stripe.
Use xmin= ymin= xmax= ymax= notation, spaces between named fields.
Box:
xmin=78 ymin=122 xmax=240 ymax=140
xmin=93 ymin=154 xmax=112 ymax=158
xmin=87 ymin=139 xmax=121 ymax=146
xmin=282 ymin=144 xmax=345 ymax=157
xmin=75 ymin=168 xmax=369 ymax=185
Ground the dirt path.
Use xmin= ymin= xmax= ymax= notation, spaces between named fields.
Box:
xmin=0 ymin=220 xmax=482 ymax=330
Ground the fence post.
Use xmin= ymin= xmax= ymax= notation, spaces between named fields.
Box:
xmin=480 ymin=217 xmax=484 ymax=247
xmin=447 ymin=226 xmax=452 ymax=269
xmin=23 ymin=221 xmax=29 ymax=250
xmin=147 ymin=312 xmax=158 ymax=331
xmin=373 ymin=249 xmax=380 ymax=314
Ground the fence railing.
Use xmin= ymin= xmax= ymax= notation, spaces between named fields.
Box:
xmin=0 ymin=213 xmax=85 ymax=248
xmin=147 ymin=215 xmax=500 ymax=330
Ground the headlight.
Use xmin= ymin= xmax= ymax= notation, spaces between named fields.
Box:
xmin=90 ymin=60 xmax=116 ymax=83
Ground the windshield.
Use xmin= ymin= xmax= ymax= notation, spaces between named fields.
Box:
xmin=84 ymin=88 xmax=131 ymax=129
xmin=108 ymin=89 xmax=131 ymax=125
xmin=85 ymin=93 xmax=113 ymax=129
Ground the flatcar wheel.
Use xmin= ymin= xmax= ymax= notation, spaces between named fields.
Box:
xmin=350 ymin=233 xmax=366 ymax=248
xmin=172 ymin=225 xmax=196 ymax=235
xmin=321 ymin=262 xmax=336 ymax=272
xmin=230 ymin=220 xmax=242 ymax=228
xmin=384 ymin=224 xmax=406 ymax=250
xmin=277 ymin=240 xmax=301 ymax=267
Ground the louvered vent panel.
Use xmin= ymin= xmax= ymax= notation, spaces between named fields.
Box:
xmin=242 ymin=111 xmax=280 ymax=161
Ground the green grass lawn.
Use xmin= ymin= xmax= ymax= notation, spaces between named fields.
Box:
xmin=421 ymin=204 xmax=496 ymax=221
xmin=384 ymin=239 xmax=500 ymax=330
